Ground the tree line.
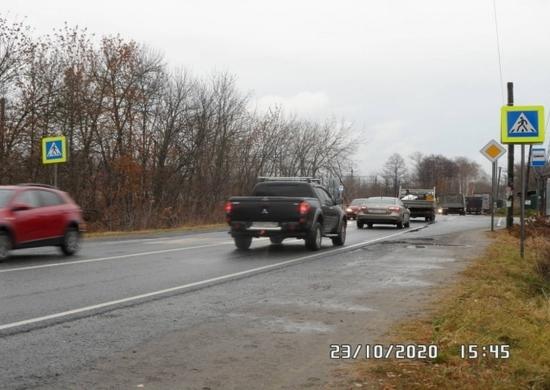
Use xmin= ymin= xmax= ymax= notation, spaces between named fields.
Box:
xmin=343 ymin=152 xmax=492 ymax=202
xmin=0 ymin=17 xmax=355 ymax=230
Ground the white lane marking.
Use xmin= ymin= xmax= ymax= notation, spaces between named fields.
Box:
xmin=0 ymin=229 xmax=413 ymax=332
xmin=0 ymin=242 xmax=234 ymax=274
xmin=92 ymin=234 xmax=224 ymax=246
xmin=88 ymin=237 xmax=179 ymax=245
xmin=0 ymin=237 xmax=269 ymax=274
xmin=144 ymin=238 xmax=212 ymax=245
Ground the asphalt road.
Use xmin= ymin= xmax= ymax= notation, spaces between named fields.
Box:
xmin=0 ymin=214 xmax=500 ymax=389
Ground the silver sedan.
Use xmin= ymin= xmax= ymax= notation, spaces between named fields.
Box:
xmin=356 ymin=196 xmax=410 ymax=229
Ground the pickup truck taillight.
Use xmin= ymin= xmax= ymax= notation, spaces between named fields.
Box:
xmin=298 ymin=201 xmax=311 ymax=215
xmin=224 ymin=201 xmax=233 ymax=214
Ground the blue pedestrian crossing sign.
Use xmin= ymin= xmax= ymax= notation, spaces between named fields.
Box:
xmin=501 ymin=106 xmax=545 ymax=144
xmin=42 ymin=136 xmax=67 ymax=164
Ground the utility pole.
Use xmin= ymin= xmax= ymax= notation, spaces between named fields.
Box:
xmin=506 ymin=82 xmax=514 ymax=228
xmin=535 ymin=172 xmax=546 ymax=216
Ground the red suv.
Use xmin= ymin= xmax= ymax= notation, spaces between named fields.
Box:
xmin=0 ymin=184 xmax=84 ymax=260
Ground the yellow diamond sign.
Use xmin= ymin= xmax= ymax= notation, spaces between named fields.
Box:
xmin=480 ymin=139 xmax=506 ymax=162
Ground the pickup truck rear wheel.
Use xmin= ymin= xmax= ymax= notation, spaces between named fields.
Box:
xmin=234 ymin=236 xmax=252 ymax=250
xmin=332 ymin=221 xmax=346 ymax=246
xmin=356 ymin=221 xmax=364 ymax=229
xmin=305 ymin=222 xmax=322 ymax=251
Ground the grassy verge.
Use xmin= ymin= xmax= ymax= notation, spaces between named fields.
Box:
xmin=494 ymin=208 xmax=539 ymax=217
xmin=84 ymin=223 xmax=226 ymax=239
xmin=350 ymin=231 xmax=550 ymax=389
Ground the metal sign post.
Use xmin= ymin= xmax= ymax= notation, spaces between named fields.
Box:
xmin=501 ymin=103 xmax=545 ymax=258
xmin=530 ymin=147 xmax=547 ymax=217
xmin=41 ymin=135 xmax=68 ymax=187
xmin=480 ymin=140 xmax=507 ymax=232
xmin=491 ymin=161 xmax=497 ymax=232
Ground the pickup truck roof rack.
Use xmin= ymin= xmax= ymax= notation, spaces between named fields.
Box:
xmin=257 ymin=177 xmax=321 ymax=184
xmin=17 ymin=183 xmax=58 ymax=189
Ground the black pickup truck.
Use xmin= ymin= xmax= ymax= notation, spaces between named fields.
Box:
xmin=224 ymin=178 xmax=347 ymax=251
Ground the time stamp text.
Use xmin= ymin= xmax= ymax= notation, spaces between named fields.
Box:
xmin=329 ymin=344 xmax=510 ymax=360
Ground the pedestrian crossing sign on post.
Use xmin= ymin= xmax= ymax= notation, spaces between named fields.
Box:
xmin=42 ymin=136 xmax=67 ymax=164
xmin=501 ymin=105 xmax=545 ymax=144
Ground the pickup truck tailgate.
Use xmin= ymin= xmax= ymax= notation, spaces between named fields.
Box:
xmin=229 ymin=196 xmax=309 ymax=222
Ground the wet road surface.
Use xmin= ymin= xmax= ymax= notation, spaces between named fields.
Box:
xmin=0 ymin=214 xmax=498 ymax=389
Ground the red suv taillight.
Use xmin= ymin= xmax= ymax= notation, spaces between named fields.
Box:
xmin=298 ymin=201 xmax=311 ymax=215
xmin=224 ymin=201 xmax=232 ymax=214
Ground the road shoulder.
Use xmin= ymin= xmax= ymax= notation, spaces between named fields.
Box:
xmin=339 ymin=228 xmax=550 ymax=389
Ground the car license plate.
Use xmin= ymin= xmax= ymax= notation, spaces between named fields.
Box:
xmin=369 ymin=209 xmax=387 ymax=214
xmin=251 ymin=222 xmax=279 ymax=228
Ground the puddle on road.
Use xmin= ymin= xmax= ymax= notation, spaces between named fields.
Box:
xmin=400 ymin=256 xmax=456 ymax=263
xmin=264 ymin=318 xmax=334 ymax=334
xmin=381 ymin=241 xmax=466 ymax=247
xmin=373 ymin=276 xmax=432 ymax=288
xmin=267 ymin=298 xmax=376 ymax=313
xmin=227 ymin=313 xmax=334 ymax=334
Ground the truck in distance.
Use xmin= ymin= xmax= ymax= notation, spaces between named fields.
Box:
xmin=466 ymin=194 xmax=490 ymax=214
xmin=224 ymin=177 xmax=347 ymax=251
xmin=439 ymin=193 xmax=466 ymax=215
xmin=398 ymin=187 xmax=436 ymax=222
xmin=466 ymin=196 xmax=483 ymax=214
xmin=475 ymin=193 xmax=490 ymax=214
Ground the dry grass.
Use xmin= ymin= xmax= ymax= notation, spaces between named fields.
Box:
xmin=532 ymin=237 xmax=550 ymax=282
xmin=348 ymin=231 xmax=550 ymax=390
xmin=84 ymin=223 xmax=226 ymax=239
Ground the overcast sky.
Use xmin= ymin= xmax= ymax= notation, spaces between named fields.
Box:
xmin=4 ymin=0 xmax=550 ymax=176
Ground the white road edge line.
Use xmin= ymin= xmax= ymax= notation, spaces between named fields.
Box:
xmin=0 ymin=229 xmax=412 ymax=332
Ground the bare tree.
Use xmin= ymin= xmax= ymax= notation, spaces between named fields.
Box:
xmin=0 ymin=14 xmax=359 ymax=230
xmin=454 ymin=157 xmax=480 ymax=195
xmin=381 ymin=153 xmax=408 ymax=196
